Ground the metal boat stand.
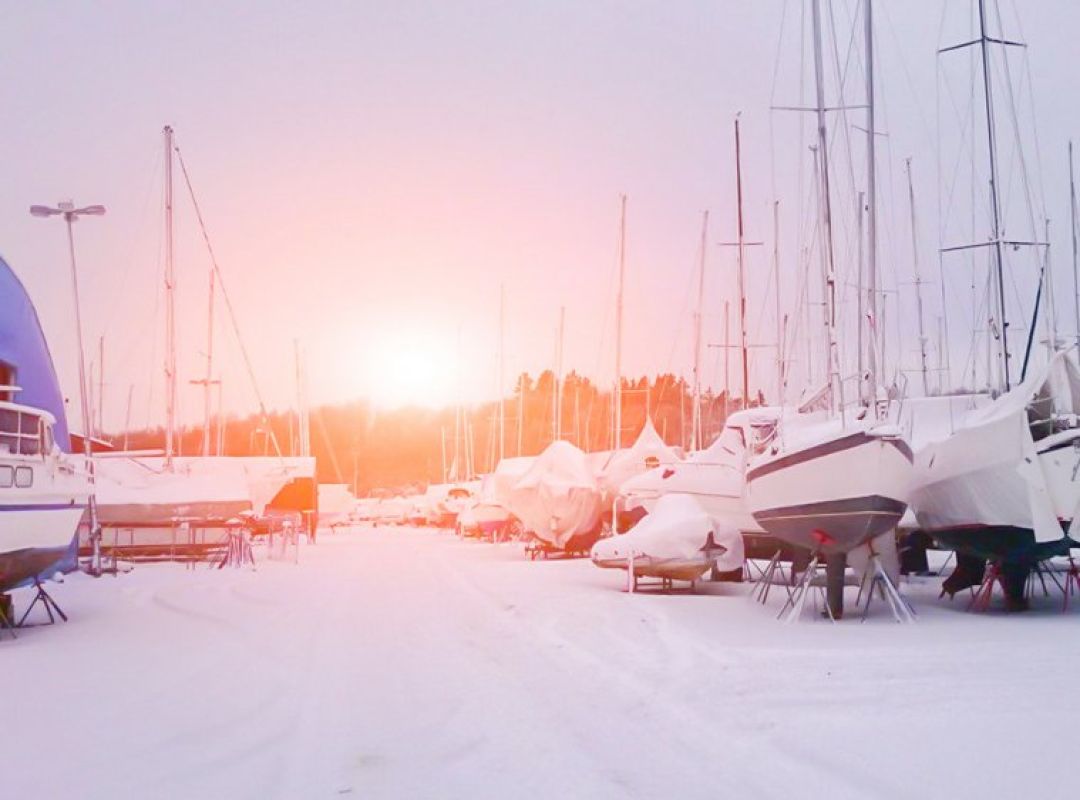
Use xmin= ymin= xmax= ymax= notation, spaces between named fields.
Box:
xmin=778 ymin=555 xmax=834 ymax=623
xmin=1025 ymin=560 xmax=1065 ymax=600
xmin=17 ymin=578 xmax=68 ymax=627
xmin=750 ymin=550 xmax=793 ymax=606
xmin=855 ymin=553 xmax=915 ymax=623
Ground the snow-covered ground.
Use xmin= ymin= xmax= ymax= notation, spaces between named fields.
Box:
xmin=7 ymin=526 xmax=1079 ymax=799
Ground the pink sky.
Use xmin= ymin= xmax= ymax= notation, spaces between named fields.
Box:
xmin=4 ymin=1 xmax=1080 ymax=429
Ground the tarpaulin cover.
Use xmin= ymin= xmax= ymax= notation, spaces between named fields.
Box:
xmin=592 ymin=493 xmax=743 ymax=573
xmin=509 ymin=441 xmax=602 ymax=548
xmin=595 ymin=417 xmax=681 ymax=501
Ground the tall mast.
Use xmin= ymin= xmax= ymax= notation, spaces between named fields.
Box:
xmin=857 ymin=191 xmax=865 ymax=383
xmin=202 ymin=244 xmax=216 ymax=456
xmin=692 ymin=210 xmax=708 ymax=451
xmin=163 ymin=124 xmax=177 ymax=467
xmin=517 ymin=378 xmax=524 ymax=457
xmin=613 ymin=194 xmax=626 ymax=450
xmin=773 ymin=200 xmax=783 ymax=401
xmin=723 ymin=300 xmax=731 ymax=419
xmin=734 ymin=116 xmax=750 ymax=409
xmin=977 ymin=0 xmax=1011 ymax=390
xmin=1071 ymin=141 xmax=1079 ymax=347
xmin=123 ymin=383 xmax=134 ymax=451
xmin=553 ymin=306 xmax=565 ymax=443
xmin=1043 ymin=217 xmax=1056 ymax=353
xmin=811 ymin=0 xmax=840 ymax=414
xmin=294 ymin=339 xmax=310 ymax=457
xmin=864 ymin=0 xmax=879 ymax=401
xmin=98 ymin=335 xmax=105 ymax=437
xmin=906 ymin=158 xmax=930 ymax=395
xmin=497 ymin=284 xmax=505 ymax=461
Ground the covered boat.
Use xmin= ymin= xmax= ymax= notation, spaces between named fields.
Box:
xmin=618 ymin=408 xmax=781 ymax=534
xmin=508 ymin=440 xmax=602 ymax=552
xmin=594 ymin=417 xmax=681 ymax=504
xmin=910 ymin=352 xmax=1080 ymax=567
xmin=590 ymin=493 xmax=743 ymax=582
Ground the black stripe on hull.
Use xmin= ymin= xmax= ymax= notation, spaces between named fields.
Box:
xmin=752 ymin=495 xmax=906 ymax=555
xmin=929 ymin=525 xmax=1074 ymax=565
xmin=0 ymin=546 xmax=70 ymax=593
xmin=746 ymin=431 xmax=913 ymax=483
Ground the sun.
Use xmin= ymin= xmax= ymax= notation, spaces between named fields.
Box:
xmin=367 ymin=336 xmax=456 ymax=409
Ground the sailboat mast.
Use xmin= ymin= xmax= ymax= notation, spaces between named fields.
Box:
xmin=864 ymin=0 xmax=879 ymax=401
xmin=811 ymin=0 xmax=840 ymax=415
xmin=857 ymin=191 xmax=865 ymax=383
xmin=497 ymin=284 xmax=505 ymax=462
xmin=1043 ymin=217 xmax=1056 ymax=352
xmin=977 ymin=0 xmax=1010 ymax=390
xmin=734 ymin=116 xmax=750 ymax=409
xmin=1071 ymin=141 xmax=1079 ymax=347
xmin=202 ymin=247 xmax=216 ymax=456
xmin=98 ymin=335 xmax=105 ymax=437
xmin=164 ymin=124 xmax=177 ymax=467
xmin=906 ymin=158 xmax=930 ymax=395
xmin=692 ymin=210 xmax=708 ymax=451
xmin=773 ymin=200 xmax=783 ymax=401
xmin=613 ymin=194 xmax=626 ymax=449
xmin=555 ymin=305 xmax=565 ymax=442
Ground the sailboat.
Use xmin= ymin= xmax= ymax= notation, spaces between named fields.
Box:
xmin=595 ymin=416 xmax=681 ymax=506
xmin=90 ymin=126 xmax=316 ymax=554
xmin=618 ymin=407 xmax=781 ymax=536
xmin=907 ymin=0 xmax=1080 ymax=605
xmin=744 ymin=0 xmax=914 ymax=560
xmin=0 ymin=255 xmax=92 ymax=591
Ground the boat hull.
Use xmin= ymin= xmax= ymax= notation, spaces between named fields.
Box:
xmin=0 ymin=503 xmax=86 ymax=591
xmin=746 ymin=431 xmax=912 ymax=555
xmin=911 ymin=431 xmax=1080 ymax=563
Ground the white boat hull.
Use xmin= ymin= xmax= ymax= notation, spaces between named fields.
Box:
xmin=746 ymin=430 xmax=913 ymax=555
xmin=0 ymin=466 xmax=90 ymax=590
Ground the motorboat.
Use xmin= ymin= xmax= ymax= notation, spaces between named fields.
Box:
xmin=0 ymin=255 xmax=92 ymax=591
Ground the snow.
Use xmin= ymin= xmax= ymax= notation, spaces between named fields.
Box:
xmin=6 ymin=526 xmax=1079 ymax=799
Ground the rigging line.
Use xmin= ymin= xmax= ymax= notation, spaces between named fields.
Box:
xmin=990 ymin=8 xmax=1043 ymax=338
xmin=1007 ymin=0 xmax=1048 ymax=217
xmin=172 ymin=140 xmax=283 ymax=460
xmin=654 ymin=231 xmax=699 ymax=413
xmin=879 ymin=0 xmax=936 ymax=157
xmin=768 ymin=0 xmax=791 ymax=207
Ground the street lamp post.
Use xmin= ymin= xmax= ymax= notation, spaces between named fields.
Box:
xmin=31 ymin=200 xmax=106 ymax=576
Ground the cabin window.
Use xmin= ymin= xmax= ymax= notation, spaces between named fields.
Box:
xmin=0 ymin=409 xmax=18 ymax=454
xmin=750 ymin=422 xmax=778 ymax=454
xmin=14 ymin=466 xmax=31 ymax=488
xmin=0 ymin=409 xmax=45 ymax=456
xmin=0 ymin=465 xmax=12 ymax=488
xmin=19 ymin=412 xmax=40 ymax=455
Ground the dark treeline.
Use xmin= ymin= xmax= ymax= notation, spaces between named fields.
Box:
xmin=116 ymin=372 xmax=763 ymax=495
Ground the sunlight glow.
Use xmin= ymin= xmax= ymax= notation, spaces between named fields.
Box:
xmin=365 ymin=335 xmax=457 ymax=409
